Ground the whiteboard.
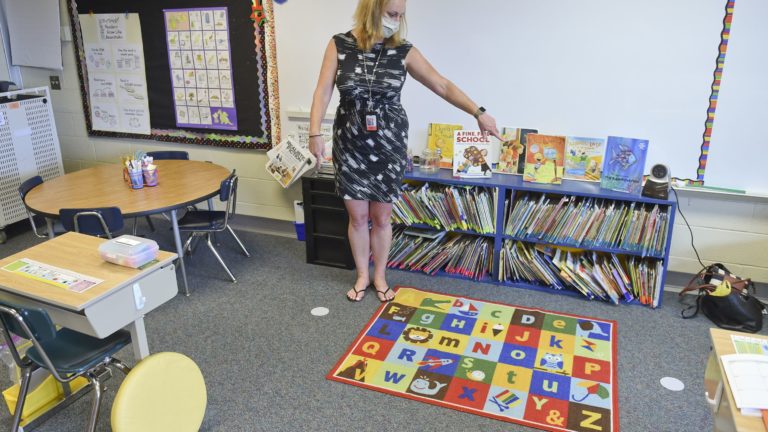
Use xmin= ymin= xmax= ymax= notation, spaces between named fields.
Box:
xmin=704 ymin=0 xmax=768 ymax=195
xmin=275 ymin=0 xmax=765 ymax=193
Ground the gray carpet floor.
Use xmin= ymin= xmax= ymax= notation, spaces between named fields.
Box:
xmin=0 ymin=219 xmax=761 ymax=432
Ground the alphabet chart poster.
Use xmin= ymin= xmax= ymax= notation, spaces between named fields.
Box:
xmin=79 ymin=13 xmax=151 ymax=135
xmin=328 ymin=287 xmax=619 ymax=432
xmin=164 ymin=7 xmax=238 ymax=130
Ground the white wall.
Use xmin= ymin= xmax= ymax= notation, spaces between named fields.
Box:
xmin=12 ymin=0 xmax=768 ymax=282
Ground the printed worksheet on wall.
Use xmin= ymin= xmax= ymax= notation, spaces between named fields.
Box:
xmin=164 ymin=7 xmax=238 ymax=130
xmin=79 ymin=13 xmax=151 ymax=135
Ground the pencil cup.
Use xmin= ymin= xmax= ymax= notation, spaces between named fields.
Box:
xmin=128 ymin=169 xmax=144 ymax=189
xmin=142 ymin=167 xmax=158 ymax=187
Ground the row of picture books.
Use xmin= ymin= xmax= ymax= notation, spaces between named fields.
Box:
xmin=390 ymin=182 xmax=670 ymax=257
xmin=499 ymin=240 xmax=663 ymax=308
xmin=504 ymin=193 xmax=670 ymax=257
xmin=388 ymin=226 xmax=663 ymax=307
xmin=388 ymin=227 xmax=494 ymax=281
xmin=392 ymin=183 xmax=497 ymax=234
xmin=429 ymin=124 xmax=649 ymax=194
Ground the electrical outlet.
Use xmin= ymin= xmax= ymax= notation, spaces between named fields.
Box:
xmin=49 ymin=76 xmax=61 ymax=90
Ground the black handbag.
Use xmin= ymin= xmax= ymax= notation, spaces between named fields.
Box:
xmin=679 ymin=263 xmax=765 ymax=333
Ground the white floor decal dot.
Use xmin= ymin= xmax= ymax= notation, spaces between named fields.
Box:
xmin=660 ymin=377 xmax=685 ymax=391
xmin=311 ymin=307 xmax=329 ymax=316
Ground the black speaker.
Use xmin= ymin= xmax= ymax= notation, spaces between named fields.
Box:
xmin=642 ymin=164 xmax=670 ymax=199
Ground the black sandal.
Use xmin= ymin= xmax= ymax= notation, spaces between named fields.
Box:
xmin=374 ymin=286 xmax=394 ymax=303
xmin=346 ymin=285 xmax=367 ymax=302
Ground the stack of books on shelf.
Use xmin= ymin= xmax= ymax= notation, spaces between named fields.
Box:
xmin=503 ymin=193 xmax=669 ymax=257
xmin=392 ymin=183 xmax=497 ymax=234
xmin=388 ymin=227 xmax=493 ymax=280
xmin=498 ymin=240 xmax=663 ymax=307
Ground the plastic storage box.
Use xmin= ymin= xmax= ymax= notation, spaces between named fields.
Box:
xmin=98 ymin=235 xmax=159 ymax=268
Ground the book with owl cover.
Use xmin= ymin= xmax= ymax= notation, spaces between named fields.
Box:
xmin=494 ymin=127 xmax=538 ymax=175
xmin=427 ymin=123 xmax=463 ymax=169
xmin=564 ymin=136 xmax=606 ymax=181
xmin=452 ymin=130 xmax=493 ymax=178
xmin=600 ymin=136 xmax=649 ymax=194
xmin=522 ymin=134 xmax=565 ymax=184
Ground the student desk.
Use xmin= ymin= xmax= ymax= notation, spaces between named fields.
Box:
xmin=705 ymin=328 xmax=767 ymax=432
xmin=23 ymin=160 xmax=231 ymax=296
xmin=0 ymin=232 xmax=177 ymax=361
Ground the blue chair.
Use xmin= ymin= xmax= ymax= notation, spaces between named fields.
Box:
xmin=146 ymin=151 xmax=189 ymax=160
xmin=59 ymin=207 xmax=124 ymax=239
xmin=18 ymin=176 xmax=66 ymax=238
xmin=0 ymin=300 xmax=131 ymax=432
xmin=143 ymin=151 xmax=195 ymax=233
xmin=178 ymin=172 xmax=250 ymax=282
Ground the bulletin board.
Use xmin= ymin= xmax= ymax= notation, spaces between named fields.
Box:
xmin=67 ymin=0 xmax=280 ymax=150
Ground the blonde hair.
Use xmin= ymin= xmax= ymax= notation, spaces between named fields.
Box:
xmin=353 ymin=0 xmax=407 ymax=52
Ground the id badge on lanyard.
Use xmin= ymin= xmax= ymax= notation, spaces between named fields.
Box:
xmin=366 ymin=102 xmax=377 ymax=132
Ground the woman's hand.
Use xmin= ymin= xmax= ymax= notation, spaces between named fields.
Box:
xmin=477 ymin=113 xmax=502 ymax=140
xmin=309 ymin=135 xmax=326 ymax=167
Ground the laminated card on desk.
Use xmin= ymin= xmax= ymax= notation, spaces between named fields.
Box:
xmin=721 ymin=354 xmax=768 ymax=414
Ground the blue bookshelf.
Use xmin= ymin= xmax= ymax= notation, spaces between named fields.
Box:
xmin=401 ymin=167 xmax=677 ymax=308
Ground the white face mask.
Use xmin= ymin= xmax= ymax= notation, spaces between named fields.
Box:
xmin=381 ymin=16 xmax=400 ymax=38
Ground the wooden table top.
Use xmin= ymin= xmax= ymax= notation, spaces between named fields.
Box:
xmin=0 ymin=232 xmax=176 ymax=311
xmin=710 ymin=328 xmax=768 ymax=432
xmin=24 ymin=160 xmax=231 ymax=218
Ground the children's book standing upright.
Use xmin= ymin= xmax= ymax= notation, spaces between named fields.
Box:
xmin=453 ymin=130 xmax=493 ymax=178
xmin=495 ymin=127 xmax=538 ymax=175
xmin=564 ymin=136 xmax=606 ymax=181
xmin=522 ymin=134 xmax=565 ymax=184
xmin=600 ymin=136 xmax=649 ymax=194
xmin=427 ymin=123 xmax=463 ymax=169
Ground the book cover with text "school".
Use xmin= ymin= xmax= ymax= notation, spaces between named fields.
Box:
xmin=453 ymin=130 xmax=493 ymax=178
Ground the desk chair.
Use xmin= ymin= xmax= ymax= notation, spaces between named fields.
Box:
xmin=111 ymin=352 xmax=206 ymax=432
xmin=18 ymin=176 xmax=66 ymax=238
xmin=143 ymin=151 xmax=197 ymax=231
xmin=178 ymin=172 xmax=250 ymax=282
xmin=59 ymin=207 xmax=125 ymax=239
xmin=0 ymin=301 xmax=131 ymax=432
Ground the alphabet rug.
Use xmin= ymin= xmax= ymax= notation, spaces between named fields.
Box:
xmin=327 ymin=287 xmax=618 ymax=432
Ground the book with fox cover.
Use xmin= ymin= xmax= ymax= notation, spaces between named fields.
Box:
xmin=427 ymin=123 xmax=463 ymax=169
xmin=495 ymin=127 xmax=538 ymax=175
xmin=523 ymin=134 xmax=565 ymax=184
xmin=564 ymin=136 xmax=606 ymax=181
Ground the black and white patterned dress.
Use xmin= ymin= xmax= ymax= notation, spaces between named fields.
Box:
xmin=332 ymin=32 xmax=413 ymax=202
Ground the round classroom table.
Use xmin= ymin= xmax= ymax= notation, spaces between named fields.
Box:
xmin=23 ymin=160 xmax=232 ymax=296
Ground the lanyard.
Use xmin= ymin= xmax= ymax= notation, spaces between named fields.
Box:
xmin=362 ymin=47 xmax=383 ymax=111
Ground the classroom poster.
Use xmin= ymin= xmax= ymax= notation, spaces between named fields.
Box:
xmin=164 ymin=7 xmax=238 ymax=130
xmin=79 ymin=13 xmax=151 ymax=135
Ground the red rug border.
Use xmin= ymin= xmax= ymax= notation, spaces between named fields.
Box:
xmin=326 ymin=285 xmax=620 ymax=432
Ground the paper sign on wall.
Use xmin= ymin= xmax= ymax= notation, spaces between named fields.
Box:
xmin=79 ymin=13 xmax=151 ymax=135
xmin=164 ymin=7 xmax=238 ymax=131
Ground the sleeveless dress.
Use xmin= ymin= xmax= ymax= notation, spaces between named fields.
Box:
xmin=332 ymin=32 xmax=413 ymax=203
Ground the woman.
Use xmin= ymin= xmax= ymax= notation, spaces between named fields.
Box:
xmin=309 ymin=0 xmax=501 ymax=302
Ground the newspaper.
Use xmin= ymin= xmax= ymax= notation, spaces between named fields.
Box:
xmin=266 ymin=137 xmax=317 ymax=188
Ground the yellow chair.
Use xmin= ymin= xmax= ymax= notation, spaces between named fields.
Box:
xmin=111 ymin=352 xmax=207 ymax=432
